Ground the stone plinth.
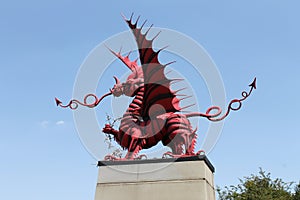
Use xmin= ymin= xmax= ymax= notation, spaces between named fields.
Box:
xmin=94 ymin=155 xmax=215 ymax=200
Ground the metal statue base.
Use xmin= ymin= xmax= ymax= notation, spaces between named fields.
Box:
xmin=94 ymin=155 xmax=216 ymax=200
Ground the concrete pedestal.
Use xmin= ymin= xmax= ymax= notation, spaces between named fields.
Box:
xmin=94 ymin=155 xmax=215 ymax=200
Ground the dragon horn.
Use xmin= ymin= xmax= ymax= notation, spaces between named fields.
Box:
xmin=105 ymin=45 xmax=138 ymax=72
xmin=113 ymin=76 xmax=121 ymax=84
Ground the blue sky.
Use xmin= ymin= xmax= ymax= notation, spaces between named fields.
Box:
xmin=1 ymin=1 xmax=299 ymax=199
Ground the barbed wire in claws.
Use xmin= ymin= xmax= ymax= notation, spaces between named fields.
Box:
xmin=104 ymin=114 xmax=124 ymax=158
xmin=185 ymin=77 xmax=256 ymax=121
xmin=104 ymin=114 xmax=122 ymax=144
xmin=55 ymin=92 xmax=112 ymax=110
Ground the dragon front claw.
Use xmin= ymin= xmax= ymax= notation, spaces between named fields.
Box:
xmin=102 ymin=124 xmax=114 ymax=133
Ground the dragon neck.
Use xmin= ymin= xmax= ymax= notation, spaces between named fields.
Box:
xmin=126 ymin=86 xmax=144 ymax=114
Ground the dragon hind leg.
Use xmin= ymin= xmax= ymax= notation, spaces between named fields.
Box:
xmin=163 ymin=114 xmax=203 ymax=157
xmin=124 ymin=137 xmax=143 ymax=160
xmin=186 ymin=128 xmax=197 ymax=155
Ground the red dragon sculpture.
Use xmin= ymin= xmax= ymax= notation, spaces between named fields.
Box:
xmin=55 ymin=14 xmax=256 ymax=160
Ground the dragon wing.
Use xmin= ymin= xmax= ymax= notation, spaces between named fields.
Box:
xmin=124 ymin=14 xmax=181 ymax=120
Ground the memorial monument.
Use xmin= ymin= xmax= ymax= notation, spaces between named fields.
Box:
xmin=56 ymin=14 xmax=256 ymax=200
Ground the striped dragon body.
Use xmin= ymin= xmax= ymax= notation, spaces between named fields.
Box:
xmin=104 ymin=85 xmax=198 ymax=159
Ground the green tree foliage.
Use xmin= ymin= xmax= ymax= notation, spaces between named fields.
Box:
xmin=294 ymin=183 xmax=300 ymax=200
xmin=217 ymin=168 xmax=299 ymax=200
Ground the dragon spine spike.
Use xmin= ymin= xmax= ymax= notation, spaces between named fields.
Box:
xmin=165 ymin=70 xmax=172 ymax=75
xmin=174 ymin=87 xmax=188 ymax=94
xmin=180 ymin=103 xmax=196 ymax=111
xmin=140 ymin=20 xmax=147 ymax=29
xmin=152 ymin=31 xmax=162 ymax=41
xmin=173 ymin=95 xmax=193 ymax=103
xmin=179 ymin=95 xmax=193 ymax=101
xmin=170 ymin=78 xmax=185 ymax=85
xmin=157 ymin=45 xmax=169 ymax=53
xmin=130 ymin=12 xmax=134 ymax=21
xmin=135 ymin=15 xmax=141 ymax=25
xmin=127 ymin=50 xmax=132 ymax=57
xmin=145 ymin=24 xmax=154 ymax=36
xmin=164 ymin=61 xmax=176 ymax=67
xmin=174 ymin=94 xmax=188 ymax=97
xmin=120 ymin=12 xmax=127 ymax=21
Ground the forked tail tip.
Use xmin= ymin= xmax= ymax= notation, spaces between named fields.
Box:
xmin=249 ymin=77 xmax=257 ymax=89
xmin=55 ymin=98 xmax=62 ymax=106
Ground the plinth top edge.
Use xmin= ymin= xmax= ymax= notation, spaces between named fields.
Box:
xmin=97 ymin=155 xmax=215 ymax=173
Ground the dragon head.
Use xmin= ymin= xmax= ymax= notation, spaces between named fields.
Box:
xmin=109 ymin=49 xmax=144 ymax=97
xmin=110 ymin=67 xmax=144 ymax=97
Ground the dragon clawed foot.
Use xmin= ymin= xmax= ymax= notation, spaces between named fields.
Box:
xmin=196 ymin=150 xmax=205 ymax=156
xmin=104 ymin=155 xmax=124 ymax=161
xmin=104 ymin=154 xmax=147 ymax=161
xmin=134 ymin=154 xmax=147 ymax=160
xmin=162 ymin=150 xmax=205 ymax=159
